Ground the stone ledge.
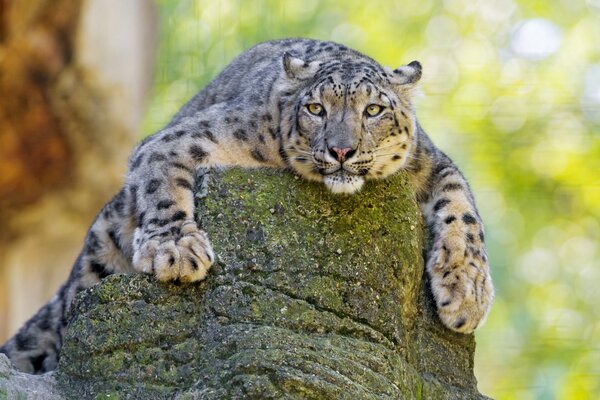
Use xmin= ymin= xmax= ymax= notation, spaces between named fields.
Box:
xmin=2 ymin=169 xmax=490 ymax=399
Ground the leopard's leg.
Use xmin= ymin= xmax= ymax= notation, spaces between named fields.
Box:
xmin=0 ymin=188 xmax=137 ymax=373
xmin=408 ymin=133 xmax=494 ymax=333
xmin=126 ymin=102 xmax=284 ymax=282
xmin=1 ymin=99 xmax=284 ymax=373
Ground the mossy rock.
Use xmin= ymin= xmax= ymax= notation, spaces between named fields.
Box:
xmin=4 ymin=169 xmax=488 ymax=399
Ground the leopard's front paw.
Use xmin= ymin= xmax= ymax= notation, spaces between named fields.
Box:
xmin=427 ymin=238 xmax=494 ymax=333
xmin=133 ymin=222 xmax=214 ymax=282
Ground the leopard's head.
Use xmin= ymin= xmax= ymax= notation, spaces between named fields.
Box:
xmin=280 ymin=52 xmax=422 ymax=194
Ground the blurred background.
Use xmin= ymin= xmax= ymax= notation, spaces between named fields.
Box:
xmin=1 ymin=0 xmax=599 ymax=398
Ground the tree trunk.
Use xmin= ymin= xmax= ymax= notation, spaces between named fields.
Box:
xmin=0 ymin=0 xmax=156 ymax=342
xmin=0 ymin=169 xmax=489 ymax=399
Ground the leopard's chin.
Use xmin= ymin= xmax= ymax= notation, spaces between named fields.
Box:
xmin=323 ymin=173 xmax=364 ymax=194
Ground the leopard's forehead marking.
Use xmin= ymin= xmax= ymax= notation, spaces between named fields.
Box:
xmin=304 ymin=62 xmax=396 ymax=113
xmin=304 ymin=59 xmax=393 ymax=105
xmin=314 ymin=59 xmax=388 ymax=86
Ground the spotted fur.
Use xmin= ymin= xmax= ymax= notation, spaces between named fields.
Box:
xmin=1 ymin=39 xmax=493 ymax=374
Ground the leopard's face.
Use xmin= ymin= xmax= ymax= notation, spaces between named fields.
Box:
xmin=283 ymin=57 xmax=421 ymax=194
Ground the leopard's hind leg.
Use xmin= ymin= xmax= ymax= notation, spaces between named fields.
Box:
xmin=0 ymin=187 xmax=137 ymax=373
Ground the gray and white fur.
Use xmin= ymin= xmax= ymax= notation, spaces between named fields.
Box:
xmin=1 ymin=39 xmax=494 ymax=374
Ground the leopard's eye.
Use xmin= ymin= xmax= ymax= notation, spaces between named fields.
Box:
xmin=365 ymin=104 xmax=383 ymax=117
xmin=307 ymin=103 xmax=325 ymax=116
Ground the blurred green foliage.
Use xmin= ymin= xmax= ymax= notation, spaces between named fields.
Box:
xmin=144 ymin=1 xmax=600 ymax=398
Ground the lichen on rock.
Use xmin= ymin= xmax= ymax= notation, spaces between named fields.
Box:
xmin=2 ymin=169 xmax=490 ymax=399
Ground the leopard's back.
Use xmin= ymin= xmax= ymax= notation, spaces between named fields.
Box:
xmin=169 ymin=38 xmax=368 ymax=125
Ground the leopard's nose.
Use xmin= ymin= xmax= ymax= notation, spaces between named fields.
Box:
xmin=328 ymin=146 xmax=356 ymax=162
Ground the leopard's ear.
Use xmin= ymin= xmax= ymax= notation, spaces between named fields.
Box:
xmin=388 ymin=61 xmax=422 ymax=87
xmin=282 ymin=52 xmax=318 ymax=80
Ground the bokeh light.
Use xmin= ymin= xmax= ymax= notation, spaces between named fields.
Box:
xmin=510 ymin=19 xmax=563 ymax=60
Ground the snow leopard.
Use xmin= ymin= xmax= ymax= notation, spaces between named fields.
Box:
xmin=1 ymin=38 xmax=494 ymax=374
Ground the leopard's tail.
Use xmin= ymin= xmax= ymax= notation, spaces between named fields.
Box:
xmin=1 ymin=189 xmax=137 ymax=374
xmin=0 ymin=255 xmax=84 ymax=374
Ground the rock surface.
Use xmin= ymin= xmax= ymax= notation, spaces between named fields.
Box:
xmin=0 ymin=354 xmax=62 ymax=400
xmin=1 ymin=169 xmax=489 ymax=399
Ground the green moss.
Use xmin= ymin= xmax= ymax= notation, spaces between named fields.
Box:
xmin=53 ymin=169 xmax=487 ymax=399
